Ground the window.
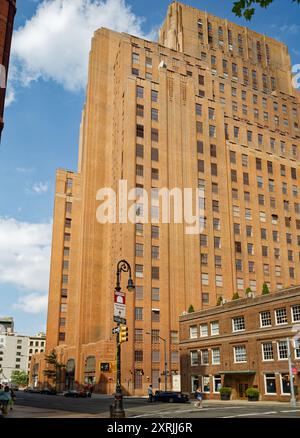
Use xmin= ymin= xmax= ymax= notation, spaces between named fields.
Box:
xmin=60 ymin=303 xmax=67 ymax=313
xmin=215 ymin=255 xmax=222 ymax=268
xmin=236 ymin=259 xmax=242 ymax=271
xmin=151 ymin=246 xmax=159 ymax=260
xmin=151 ymin=287 xmax=160 ymax=301
xmin=135 ymin=286 xmax=144 ymax=300
xmin=262 ymin=343 xmax=274 ymax=361
xmin=135 ymin=264 xmax=143 ymax=278
xmin=65 ymin=218 xmax=71 ymax=229
xmin=151 ymin=128 xmax=159 ymax=142
xmin=201 ymin=273 xmax=209 ymax=285
xmin=234 ymin=223 xmax=240 ymax=235
xmin=152 ymin=350 xmax=160 ymax=362
xmin=66 ymin=178 xmax=73 ymax=190
xmin=210 ymin=144 xmax=217 ymax=157
xmin=216 ymin=275 xmax=223 ymax=287
xmin=190 ymin=351 xmax=198 ymax=366
xmin=295 ymin=340 xmax=300 ymax=359
xmin=151 ymin=108 xmax=158 ymax=121
xmin=245 ymin=209 xmax=252 ymax=220
xmin=232 ymin=316 xmax=245 ymax=332
xmin=152 ymin=168 xmax=159 ymax=180
xmin=213 ymin=375 xmax=222 ymax=393
xmin=164 ymin=329 xmax=176 ymax=346
xmin=200 ymin=324 xmax=208 ymax=337
xmin=202 ymin=293 xmax=209 ymax=304
xmin=276 ymin=308 xmax=287 ymax=325
xmin=265 ymin=374 xmax=277 ymax=394
xmin=135 ymin=243 xmax=143 ymax=258
xmin=234 ymin=346 xmax=247 ymax=363
xmin=214 ymin=236 xmax=221 ymax=249
xmin=201 ymin=253 xmax=208 ymax=266
xmin=243 ymin=173 xmax=249 ymax=185
xmin=136 ymin=143 xmax=144 ymax=159
xmin=230 ymin=150 xmax=236 ymax=164
xmin=212 ymin=348 xmax=220 ymax=365
xmin=260 ymin=311 xmax=271 ymax=327
xmin=152 ymin=267 xmax=159 ymax=280
xmin=262 ymin=246 xmax=268 ymax=257
xmin=151 ymin=90 xmax=158 ymax=102
xmin=135 ymin=223 xmax=143 ymax=237
xmin=280 ymin=373 xmax=291 ymax=394
xmin=201 ymin=349 xmax=209 ymax=365
xmin=231 ymin=170 xmax=237 ymax=182
xmin=152 ymin=226 xmax=159 ymax=239
xmin=211 ymin=163 xmax=218 ymax=176
xmin=136 ymin=86 xmax=144 ymax=99
xmin=211 ymin=321 xmax=219 ymax=336
xmin=136 ymin=164 xmax=144 ymax=177
xmin=209 ymin=125 xmax=216 ymax=138
xmin=292 ymin=305 xmax=300 ymax=322
xmin=135 ymin=307 xmax=143 ymax=320
xmin=61 ymin=289 xmax=68 ymax=298
xmin=246 ymin=226 xmax=252 ymax=237
xmin=237 ymin=278 xmax=244 ymax=290
xmin=260 ymin=212 xmax=266 ymax=222
xmin=200 ymin=234 xmax=208 ymax=247
xmin=136 ymin=104 xmax=144 ymax=117
xmin=208 ymin=107 xmax=215 ymax=120
xmin=235 ymin=241 xmax=242 ymax=253
xmin=136 ymin=124 xmax=144 ymax=138
xmin=277 ymin=341 xmax=288 ymax=360
xmin=198 ymin=160 xmax=204 ymax=173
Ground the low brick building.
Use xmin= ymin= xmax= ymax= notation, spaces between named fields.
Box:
xmin=179 ymin=287 xmax=300 ymax=402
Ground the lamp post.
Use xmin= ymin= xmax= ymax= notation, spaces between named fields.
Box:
xmin=146 ymin=332 xmax=168 ymax=391
xmin=110 ymin=260 xmax=135 ymax=418
xmin=286 ymin=337 xmax=297 ymax=408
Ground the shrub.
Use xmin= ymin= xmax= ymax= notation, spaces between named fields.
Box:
xmin=217 ymin=296 xmax=223 ymax=306
xmin=245 ymin=287 xmax=252 ymax=295
xmin=219 ymin=387 xmax=232 ymax=395
xmin=188 ymin=305 xmax=195 ymax=313
xmin=232 ymin=292 xmax=240 ymax=300
xmin=245 ymin=387 xmax=260 ymax=398
xmin=262 ymin=283 xmax=270 ymax=295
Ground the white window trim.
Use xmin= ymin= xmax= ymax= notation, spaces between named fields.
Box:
xmin=264 ymin=374 xmax=277 ymax=396
xmin=202 ymin=375 xmax=211 ymax=393
xmin=277 ymin=341 xmax=288 ymax=361
xmin=210 ymin=322 xmax=219 ymax=336
xmin=280 ymin=373 xmax=291 ymax=396
xmin=232 ymin=317 xmax=245 ymax=333
xmin=213 ymin=375 xmax=222 ymax=393
xmin=291 ymin=305 xmax=300 ymax=323
xmin=200 ymin=324 xmax=208 ymax=338
xmin=190 ymin=351 xmax=199 ymax=367
xmin=261 ymin=343 xmax=274 ymax=362
xmin=190 ymin=326 xmax=198 ymax=339
xmin=294 ymin=340 xmax=300 ymax=359
xmin=275 ymin=309 xmax=288 ymax=326
xmin=233 ymin=346 xmax=247 ymax=363
xmin=211 ymin=348 xmax=221 ymax=365
xmin=259 ymin=312 xmax=272 ymax=328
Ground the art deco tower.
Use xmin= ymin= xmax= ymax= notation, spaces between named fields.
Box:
xmin=43 ymin=2 xmax=300 ymax=394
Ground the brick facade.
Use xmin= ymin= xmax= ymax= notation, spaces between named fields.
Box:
xmin=180 ymin=287 xmax=300 ymax=402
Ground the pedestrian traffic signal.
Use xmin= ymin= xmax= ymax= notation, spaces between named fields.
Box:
xmin=119 ymin=325 xmax=128 ymax=343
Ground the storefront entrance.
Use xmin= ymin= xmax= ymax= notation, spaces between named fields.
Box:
xmin=223 ymin=371 xmax=255 ymax=400
xmin=238 ymin=383 xmax=249 ymax=399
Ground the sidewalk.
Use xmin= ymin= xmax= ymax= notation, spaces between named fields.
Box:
xmin=3 ymin=405 xmax=97 ymax=418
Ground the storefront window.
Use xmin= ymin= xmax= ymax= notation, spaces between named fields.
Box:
xmin=202 ymin=375 xmax=210 ymax=393
xmin=213 ymin=375 xmax=222 ymax=393
xmin=265 ymin=373 xmax=276 ymax=394
xmin=280 ymin=373 xmax=291 ymax=394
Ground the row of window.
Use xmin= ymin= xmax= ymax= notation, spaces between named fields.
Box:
xmin=189 ymin=306 xmax=300 ymax=339
xmin=191 ymin=373 xmax=294 ymax=396
xmin=134 ymin=350 xmax=179 ymax=363
xmin=190 ymin=340 xmax=300 ymax=367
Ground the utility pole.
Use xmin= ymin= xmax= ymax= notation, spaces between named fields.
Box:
xmin=287 ymin=337 xmax=297 ymax=408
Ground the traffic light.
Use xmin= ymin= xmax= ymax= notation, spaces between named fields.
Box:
xmin=119 ymin=325 xmax=128 ymax=343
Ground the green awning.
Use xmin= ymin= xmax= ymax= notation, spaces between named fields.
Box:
xmin=219 ymin=370 xmax=256 ymax=375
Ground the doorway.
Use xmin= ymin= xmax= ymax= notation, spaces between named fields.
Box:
xmin=238 ymin=383 xmax=249 ymax=399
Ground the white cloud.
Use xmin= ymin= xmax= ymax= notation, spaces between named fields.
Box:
xmin=14 ymin=293 xmax=48 ymax=314
xmin=280 ymin=24 xmax=300 ymax=35
xmin=31 ymin=181 xmax=49 ymax=194
xmin=0 ymin=217 xmax=52 ymax=293
xmin=11 ymin=0 xmax=152 ymax=92
xmin=4 ymin=86 xmax=15 ymax=107
xmin=16 ymin=166 xmax=35 ymax=173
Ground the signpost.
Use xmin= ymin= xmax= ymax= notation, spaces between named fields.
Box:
xmin=114 ymin=290 xmax=126 ymax=318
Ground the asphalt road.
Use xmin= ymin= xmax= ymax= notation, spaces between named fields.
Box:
xmin=14 ymin=392 xmax=300 ymax=418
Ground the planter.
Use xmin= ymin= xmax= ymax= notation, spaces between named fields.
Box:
xmin=247 ymin=396 xmax=259 ymax=401
xmin=220 ymin=393 xmax=231 ymax=400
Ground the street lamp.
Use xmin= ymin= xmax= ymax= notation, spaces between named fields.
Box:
xmin=110 ymin=260 xmax=135 ymax=419
xmin=146 ymin=332 xmax=168 ymax=391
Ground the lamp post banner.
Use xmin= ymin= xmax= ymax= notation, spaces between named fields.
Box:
xmin=114 ymin=290 xmax=126 ymax=318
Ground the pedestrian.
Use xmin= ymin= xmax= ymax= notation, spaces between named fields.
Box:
xmin=147 ymin=384 xmax=154 ymax=403
xmin=194 ymin=386 xmax=203 ymax=409
xmin=0 ymin=386 xmax=11 ymax=415
xmin=9 ymin=388 xmax=16 ymax=411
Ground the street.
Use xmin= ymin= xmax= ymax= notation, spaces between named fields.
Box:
xmin=11 ymin=392 xmax=300 ymax=418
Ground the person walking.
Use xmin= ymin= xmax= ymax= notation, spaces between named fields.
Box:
xmin=194 ymin=386 xmax=203 ymax=409
xmin=147 ymin=384 xmax=154 ymax=403
xmin=9 ymin=388 xmax=16 ymax=411
xmin=0 ymin=386 xmax=11 ymax=415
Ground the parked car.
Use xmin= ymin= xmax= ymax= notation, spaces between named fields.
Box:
xmin=63 ymin=390 xmax=91 ymax=398
xmin=154 ymin=391 xmax=189 ymax=403
xmin=23 ymin=387 xmax=41 ymax=394
xmin=40 ymin=388 xmax=57 ymax=395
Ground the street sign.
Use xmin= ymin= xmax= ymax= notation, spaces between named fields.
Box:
xmin=100 ymin=362 xmax=110 ymax=372
xmin=112 ymin=326 xmax=120 ymax=334
xmin=114 ymin=290 xmax=126 ymax=319
xmin=113 ymin=315 xmax=126 ymax=324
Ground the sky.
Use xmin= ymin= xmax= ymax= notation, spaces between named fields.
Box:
xmin=0 ymin=0 xmax=300 ymax=336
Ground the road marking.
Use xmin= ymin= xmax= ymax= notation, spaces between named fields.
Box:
xmin=222 ymin=411 xmax=277 ymax=418
xmin=280 ymin=410 xmax=300 ymax=413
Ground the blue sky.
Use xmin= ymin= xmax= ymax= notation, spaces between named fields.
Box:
xmin=0 ymin=0 xmax=300 ymax=336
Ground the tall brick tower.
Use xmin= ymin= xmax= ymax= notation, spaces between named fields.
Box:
xmin=0 ymin=0 xmax=16 ymax=137
xmin=42 ymin=2 xmax=300 ymax=395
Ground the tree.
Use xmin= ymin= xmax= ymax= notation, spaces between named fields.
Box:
xmin=10 ymin=370 xmax=28 ymax=386
xmin=188 ymin=304 xmax=195 ymax=313
xmin=245 ymin=287 xmax=252 ymax=296
xmin=262 ymin=282 xmax=270 ymax=295
xmin=232 ymin=0 xmax=300 ymax=20
xmin=43 ymin=350 xmax=65 ymax=388
xmin=217 ymin=296 xmax=223 ymax=306
xmin=232 ymin=292 xmax=240 ymax=300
